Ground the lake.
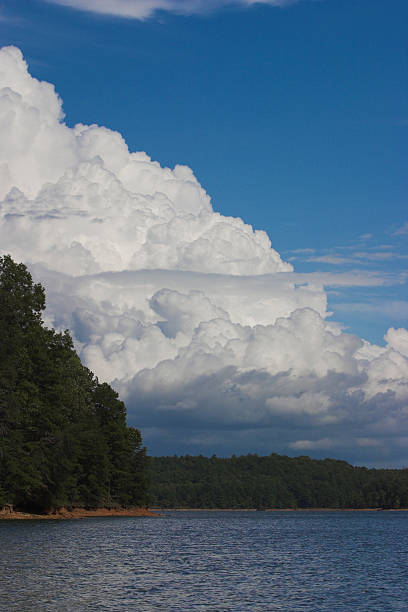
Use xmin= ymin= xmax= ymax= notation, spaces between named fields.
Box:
xmin=1 ymin=510 xmax=407 ymax=610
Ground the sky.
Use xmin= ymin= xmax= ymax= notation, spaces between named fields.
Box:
xmin=0 ymin=0 xmax=407 ymax=466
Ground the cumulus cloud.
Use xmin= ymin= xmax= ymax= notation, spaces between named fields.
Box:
xmin=44 ymin=0 xmax=300 ymax=20
xmin=1 ymin=45 xmax=408 ymax=463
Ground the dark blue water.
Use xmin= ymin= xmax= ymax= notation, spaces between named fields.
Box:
xmin=1 ymin=511 xmax=407 ymax=611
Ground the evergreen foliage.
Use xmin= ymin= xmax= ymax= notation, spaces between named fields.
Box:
xmin=0 ymin=255 xmax=149 ymax=513
xmin=150 ymin=454 xmax=408 ymax=509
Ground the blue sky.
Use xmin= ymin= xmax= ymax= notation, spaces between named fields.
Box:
xmin=1 ymin=0 xmax=406 ymax=342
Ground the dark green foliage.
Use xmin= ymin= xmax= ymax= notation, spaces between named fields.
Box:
xmin=149 ymin=453 xmax=408 ymax=509
xmin=0 ymin=255 xmax=149 ymax=512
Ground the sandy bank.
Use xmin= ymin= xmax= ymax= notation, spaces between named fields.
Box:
xmin=0 ymin=506 xmax=157 ymax=520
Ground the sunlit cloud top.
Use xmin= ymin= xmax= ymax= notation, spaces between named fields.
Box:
xmin=1 ymin=45 xmax=407 ymax=466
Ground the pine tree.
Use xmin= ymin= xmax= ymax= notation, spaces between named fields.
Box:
xmin=0 ymin=255 xmax=149 ymax=512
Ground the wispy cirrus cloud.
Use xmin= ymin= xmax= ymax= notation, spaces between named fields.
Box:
xmin=303 ymin=252 xmax=408 ymax=266
xmin=43 ymin=0 xmax=304 ymax=20
xmin=304 ymin=255 xmax=356 ymax=265
xmin=393 ymin=222 xmax=408 ymax=236
xmin=286 ymin=234 xmax=408 ymax=343
xmin=290 ymin=248 xmax=315 ymax=254
xmin=358 ymin=233 xmax=373 ymax=242
xmin=288 ymin=236 xmax=408 ymax=267
xmin=335 ymin=300 xmax=408 ymax=320
xmin=353 ymin=251 xmax=408 ymax=261
xmin=0 ymin=7 xmax=20 ymax=23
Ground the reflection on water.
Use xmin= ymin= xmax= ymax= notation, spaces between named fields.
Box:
xmin=1 ymin=511 xmax=408 ymax=611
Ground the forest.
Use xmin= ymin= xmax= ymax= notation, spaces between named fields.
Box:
xmin=1 ymin=254 xmax=408 ymax=514
xmin=150 ymin=454 xmax=408 ymax=509
xmin=0 ymin=255 xmax=149 ymax=513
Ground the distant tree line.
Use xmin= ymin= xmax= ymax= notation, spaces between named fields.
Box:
xmin=150 ymin=454 xmax=408 ymax=509
xmin=0 ymin=255 xmax=149 ymax=513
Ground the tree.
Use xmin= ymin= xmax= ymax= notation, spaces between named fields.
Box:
xmin=0 ymin=255 xmax=149 ymax=512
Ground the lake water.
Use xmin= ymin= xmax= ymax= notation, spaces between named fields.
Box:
xmin=1 ymin=510 xmax=407 ymax=611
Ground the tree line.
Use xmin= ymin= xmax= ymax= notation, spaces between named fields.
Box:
xmin=150 ymin=453 xmax=408 ymax=509
xmin=0 ymin=255 xmax=149 ymax=513
xmin=2 ymin=254 xmax=407 ymax=513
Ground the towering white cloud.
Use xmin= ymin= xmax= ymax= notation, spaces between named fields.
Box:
xmin=1 ymin=46 xmax=407 ymax=463
xmin=44 ymin=0 xmax=300 ymax=20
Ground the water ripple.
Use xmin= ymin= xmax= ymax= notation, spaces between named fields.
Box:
xmin=1 ymin=511 xmax=407 ymax=611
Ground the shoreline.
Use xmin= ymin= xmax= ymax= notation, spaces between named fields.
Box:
xmin=2 ymin=506 xmax=408 ymax=520
xmin=152 ymin=507 xmax=408 ymax=512
xmin=0 ymin=507 xmax=158 ymax=520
